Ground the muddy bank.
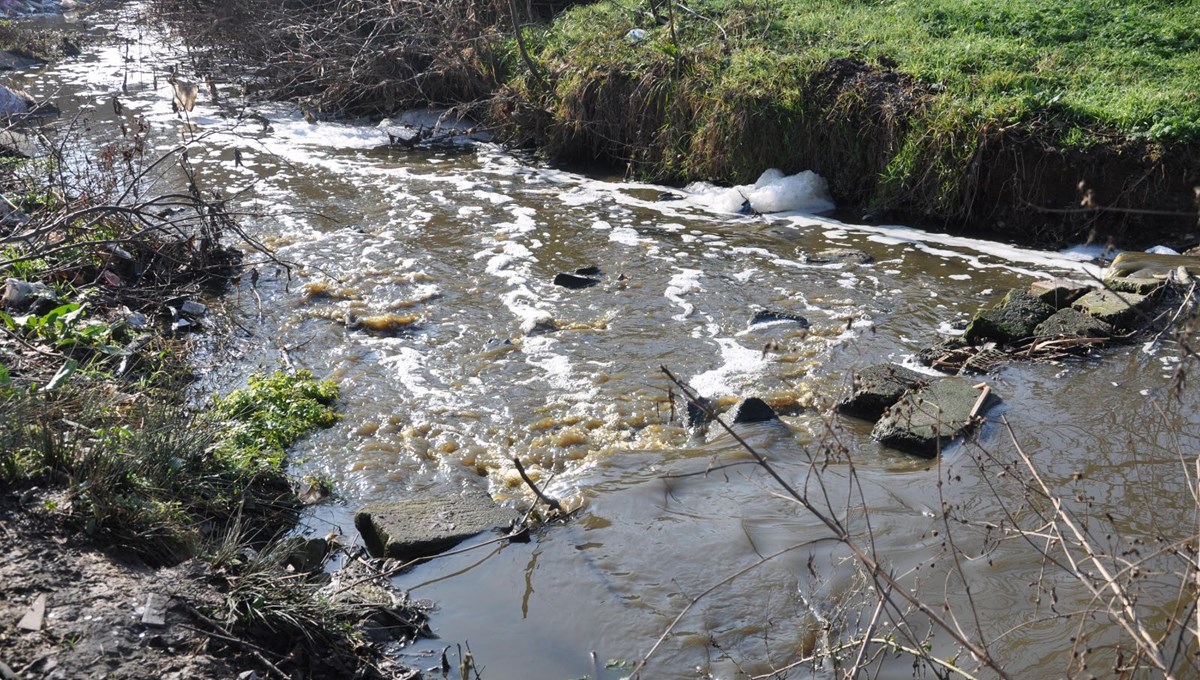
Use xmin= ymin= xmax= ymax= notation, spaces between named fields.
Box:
xmin=0 ymin=20 xmax=430 ymax=679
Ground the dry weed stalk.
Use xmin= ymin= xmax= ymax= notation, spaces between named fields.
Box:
xmin=645 ymin=357 xmax=1199 ymax=678
xmin=638 ymin=367 xmax=1010 ymax=679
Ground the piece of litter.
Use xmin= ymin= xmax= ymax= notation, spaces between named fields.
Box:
xmin=141 ymin=593 xmax=169 ymax=627
xmin=17 ymin=593 xmax=46 ymax=631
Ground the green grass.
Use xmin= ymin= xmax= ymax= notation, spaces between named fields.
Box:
xmin=497 ymin=0 xmax=1198 ymax=232
xmin=535 ymin=0 xmax=1200 ymax=144
xmin=0 ymin=370 xmax=339 ymax=563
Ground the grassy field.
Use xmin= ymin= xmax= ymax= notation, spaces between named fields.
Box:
xmin=501 ymin=0 xmax=1199 ymax=238
xmin=533 ymin=0 xmax=1200 ymax=142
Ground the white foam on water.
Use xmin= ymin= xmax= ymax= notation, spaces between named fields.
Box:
xmin=472 ymin=189 xmax=512 ymax=205
xmin=560 ymin=188 xmax=604 ymax=206
xmin=1146 ymin=245 xmax=1180 ymax=255
xmin=684 ymin=168 xmax=836 ymax=215
xmin=519 ymin=336 xmax=594 ymax=394
xmin=609 ymin=227 xmax=643 ymax=247
xmin=378 ymin=346 xmax=435 ymax=398
xmin=533 ymin=171 xmax=1109 ymax=281
xmin=898 ymin=355 xmax=949 ymax=376
xmin=936 ymin=321 xmax=965 ymax=336
xmin=689 ymin=338 xmax=769 ymax=398
xmin=665 ymin=268 xmax=703 ymax=320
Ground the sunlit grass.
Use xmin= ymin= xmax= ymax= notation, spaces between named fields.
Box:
xmin=538 ymin=0 xmax=1200 ymax=143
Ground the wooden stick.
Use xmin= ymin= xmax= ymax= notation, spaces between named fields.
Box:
xmin=511 ymin=457 xmax=564 ymax=514
xmin=969 ymin=383 xmax=991 ymax=420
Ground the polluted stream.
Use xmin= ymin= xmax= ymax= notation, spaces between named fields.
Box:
xmin=11 ymin=7 xmax=1200 ymax=678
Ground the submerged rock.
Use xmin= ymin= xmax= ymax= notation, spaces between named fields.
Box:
xmin=553 ymin=272 xmax=600 ymax=289
xmin=872 ymin=378 xmax=999 ymax=457
xmin=963 ymin=289 xmax=1056 ymax=344
xmin=355 ymin=487 xmax=520 ymax=561
xmin=0 ymin=51 xmax=43 ymax=71
xmin=837 ymin=364 xmax=930 ymax=421
xmin=750 ymin=309 xmax=809 ymax=327
xmin=1104 ymin=252 xmax=1200 ymax=279
xmin=806 ymin=248 xmax=873 ymax=265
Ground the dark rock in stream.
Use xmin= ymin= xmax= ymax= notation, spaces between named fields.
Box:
xmin=574 ymin=265 xmax=602 ymax=276
xmin=686 ymin=395 xmax=715 ymax=428
xmin=872 ymin=378 xmax=999 ymax=457
xmin=553 ymin=272 xmax=600 ymax=289
xmin=837 ymin=364 xmax=931 ymax=420
xmin=730 ymin=397 xmax=779 ymax=424
xmin=750 ymin=309 xmax=810 ymax=327
xmin=963 ymin=289 xmax=1056 ymax=344
xmin=355 ymin=487 xmax=520 ymax=561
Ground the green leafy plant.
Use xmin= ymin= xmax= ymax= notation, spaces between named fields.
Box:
xmin=210 ymin=369 xmax=340 ymax=471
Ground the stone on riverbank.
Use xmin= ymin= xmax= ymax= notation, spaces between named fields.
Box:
xmin=963 ymin=289 xmax=1056 ymax=344
xmin=1033 ymin=308 xmax=1113 ymax=339
xmin=872 ymin=378 xmax=998 ymax=457
xmin=355 ymin=487 xmax=520 ymax=561
xmin=1072 ymin=288 xmax=1153 ymax=329
xmin=837 ymin=364 xmax=930 ymax=420
xmin=1029 ymin=278 xmax=1090 ymax=309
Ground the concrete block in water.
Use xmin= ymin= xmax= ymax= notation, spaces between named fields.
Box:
xmin=1104 ymin=277 xmax=1163 ymax=295
xmin=963 ymin=289 xmax=1056 ymax=344
xmin=872 ymin=378 xmax=999 ymax=457
xmin=837 ymin=364 xmax=930 ymax=421
xmin=1028 ymin=278 xmax=1090 ymax=309
xmin=1072 ymin=288 xmax=1153 ymax=329
xmin=1033 ymin=308 xmax=1112 ymax=339
xmin=355 ymin=487 xmax=519 ymax=561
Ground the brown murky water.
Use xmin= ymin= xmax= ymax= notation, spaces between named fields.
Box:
xmin=13 ymin=6 xmax=1199 ymax=678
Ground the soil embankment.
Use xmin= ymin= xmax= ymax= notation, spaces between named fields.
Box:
xmin=150 ymin=0 xmax=1200 ymax=249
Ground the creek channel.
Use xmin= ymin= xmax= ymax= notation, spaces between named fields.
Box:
xmin=12 ymin=6 xmax=1200 ymax=679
